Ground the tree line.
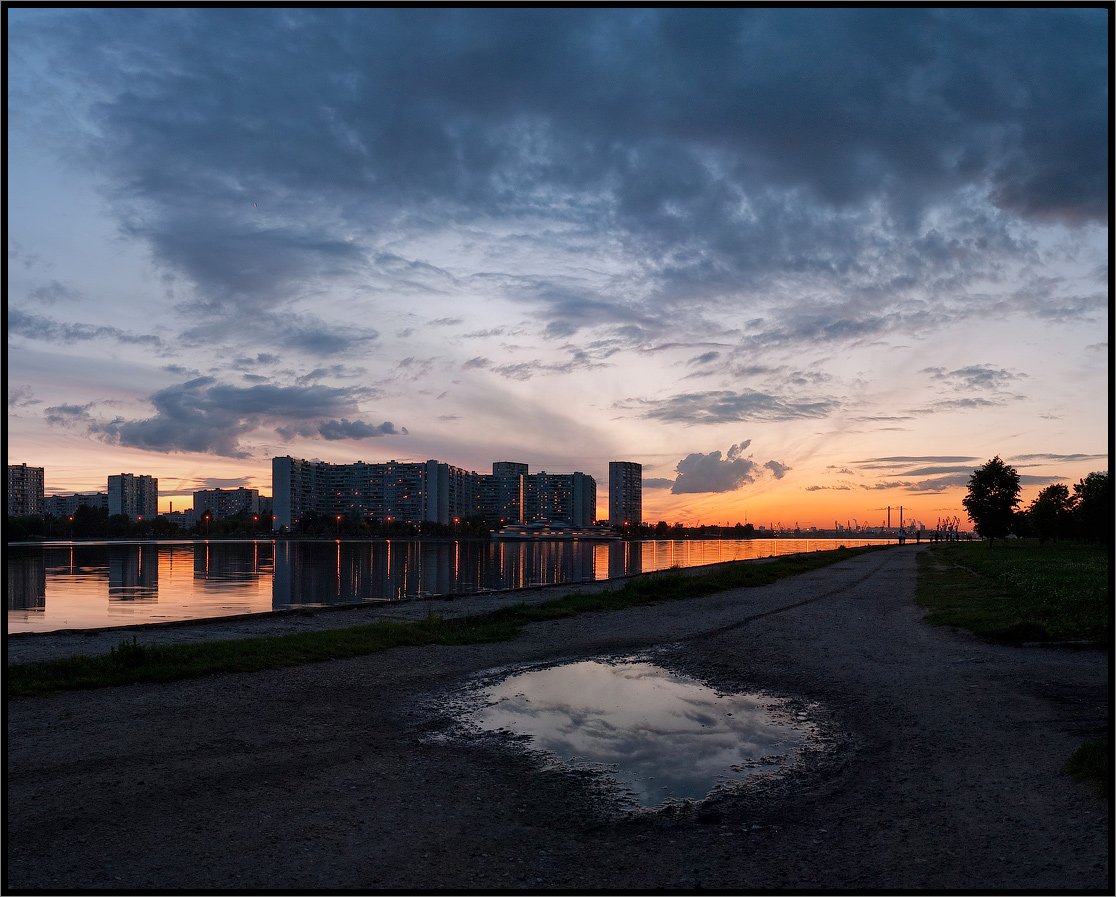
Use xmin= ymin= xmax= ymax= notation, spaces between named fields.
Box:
xmin=962 ymin=456 xmax=1111 ymax=544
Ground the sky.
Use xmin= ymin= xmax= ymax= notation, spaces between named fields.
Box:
xmin=6 ymin=7 xmax=1110 ymax=528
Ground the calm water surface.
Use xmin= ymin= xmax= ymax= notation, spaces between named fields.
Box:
xmin=7 ymin=537 xmax=893 ymax=633
xmin=468 ymin=659 xmax=812 ymax=808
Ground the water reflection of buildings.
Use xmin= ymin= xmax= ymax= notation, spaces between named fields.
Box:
xmin=7 ymin=552 xmax=46 ymax=611
xmin=108 ymin=545 xmax=159 ymax=601
xmin=193 ymin=541 xmax=273 ymax=588
xmin=272 ymin=540 xmax=606 ymax=609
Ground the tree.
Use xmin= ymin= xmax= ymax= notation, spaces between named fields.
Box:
xmin=1027 ymin=482 xmax=1072 ymax=542
xmin=962 ymin=456 xmax=1021 ymax=544
xmin=1071 ymin=471 xmax=1112 ymax=543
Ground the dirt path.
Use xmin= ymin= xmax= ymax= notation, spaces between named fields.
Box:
xmin=5 ymin=545 xmax=1109 ymax=891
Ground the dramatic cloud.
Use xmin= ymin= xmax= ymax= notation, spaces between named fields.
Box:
xmin=6 ymin=8 xmax=1107 ymax=519
xmin=11 ymin=7 xmax=1104 ymax=351
xmin=642 ymin=478 xmax=676 ymax=490
xmin=670 ymin=440 xmax=790 ymax=494
xmin=73 ymin=377 xmax=384 ymax=458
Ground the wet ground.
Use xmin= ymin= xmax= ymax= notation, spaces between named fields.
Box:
xmin=5 ymin=545 xmax=1110 ymax=891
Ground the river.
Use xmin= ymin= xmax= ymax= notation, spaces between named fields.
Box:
xmin=6 ymin=537 xmax=896 ymax=633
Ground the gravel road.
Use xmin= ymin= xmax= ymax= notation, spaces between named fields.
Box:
xmin=5 ymin=545 xmax=1109 ymax=891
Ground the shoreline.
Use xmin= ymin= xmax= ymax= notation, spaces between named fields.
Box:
xmin=4 ymin=554 xmax=788 ymax=665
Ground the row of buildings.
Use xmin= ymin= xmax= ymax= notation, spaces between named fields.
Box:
xmin=7 ymin=465 xmax=266 ymax=523
xmin=7 ymin=458 xmax=644 ymax=530
xmin=272 ymin=456 xmax=643 ymax=531
xmin=8 ymin=470 xmax=161 ymax=520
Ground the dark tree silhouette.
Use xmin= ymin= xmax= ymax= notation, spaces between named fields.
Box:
xmin=1027 ymin=482 xmax=1072 ymax=542
xmin=1071 ymin=471 xmax=1112 ymax=543
xmin=962 ymin=456 xmax=1021 ymax=544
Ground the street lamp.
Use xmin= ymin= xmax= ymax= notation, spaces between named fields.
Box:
xmin=335 ymin=515 xmax=342 ymax=538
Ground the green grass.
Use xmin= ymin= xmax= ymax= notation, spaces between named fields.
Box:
xmin=916 ymin=540 xmax=1110 ymax=646
xmin=7 ymin=545 xmax=884 ymax=697
xmin=1065 ymin=737 xmax=1110 ymax=797
xmin=918 ymin=541 xmax=1111 ymax=801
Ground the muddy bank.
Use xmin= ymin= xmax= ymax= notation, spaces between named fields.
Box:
xmin=5 ymin=545 xmax=1109 ymax=891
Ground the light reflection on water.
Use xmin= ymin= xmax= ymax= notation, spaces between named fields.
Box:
xmin=469 ymin=660 xmax=810 ymax=808
xmin=7 ymin=537 xmax=893 ymax=633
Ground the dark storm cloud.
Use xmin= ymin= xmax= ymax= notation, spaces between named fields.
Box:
xmin=10 ymin=309 xmax=164 ymax=348
xmin=15 ymin=7 xmax=1104 ymax=345
xmin=629 ymin=390 xmax=836 ymax=424
xmin=78 ymin=377 xmax=379 ymax=458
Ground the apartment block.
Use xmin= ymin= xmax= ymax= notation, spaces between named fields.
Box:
xmin=107 ymin=473 xmax=159 ymax=520
xmin=524 ymin=470 xmax=596 ymax=527
xmin=271 ymin=456 xmax=596 ymax=530
xmin=193 ymin=487 xmax=260 ymax=520
xmin=44 ymin=492 xmax=109 ymax=517
xmin=272 ymin=456 xmax=474 ymax=530
xmin=7 ymin=464 xmax=45 ymax=517
xmin=608 ymin=460 xmax=643 ymax=528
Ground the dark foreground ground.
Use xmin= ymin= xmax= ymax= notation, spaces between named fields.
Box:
xmin=5 ymin=545 xmax=1110 ymax=891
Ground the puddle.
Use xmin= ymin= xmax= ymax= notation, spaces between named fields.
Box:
xmin=467 ymin=659 xmax=812 ymax=809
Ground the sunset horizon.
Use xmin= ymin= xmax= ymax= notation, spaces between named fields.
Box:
xmin=8 ymin=7 xmax=1108 ymax=531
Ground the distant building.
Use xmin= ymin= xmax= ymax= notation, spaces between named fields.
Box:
xmin=271 ymin=456 xmax=596 ymax=530
xmin=107 ymin=473 xmax=159 ymax=520
xmin=44 ymin=492 xmax=109 ymax=517
xmin=161 ymin=509 xmax=200 ymax=529
xmin=7 ymin=464 xmax=44 ymax=517
xmin=272 ymin=456 xmax=476 ymax=531
xmin=525 ymin=471 xmax=596 ymax=527
xmin=193 ymin=487 xmax=260 ymax=520
xmin=608 ymin=461 xmax=643 ymax=528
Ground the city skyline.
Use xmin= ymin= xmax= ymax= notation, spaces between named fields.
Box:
xmin=7 ymin=8 xmax=1109 ymax=528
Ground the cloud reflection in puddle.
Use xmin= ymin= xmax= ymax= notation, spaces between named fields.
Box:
xmin=469 ymin=659 xmax=811 ymax=808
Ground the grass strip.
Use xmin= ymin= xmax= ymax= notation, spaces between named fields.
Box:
xmin=7 ymin=545 xmax=884 ymax=697
xmin=916 ymin=540 xmax=1109 ymax=646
